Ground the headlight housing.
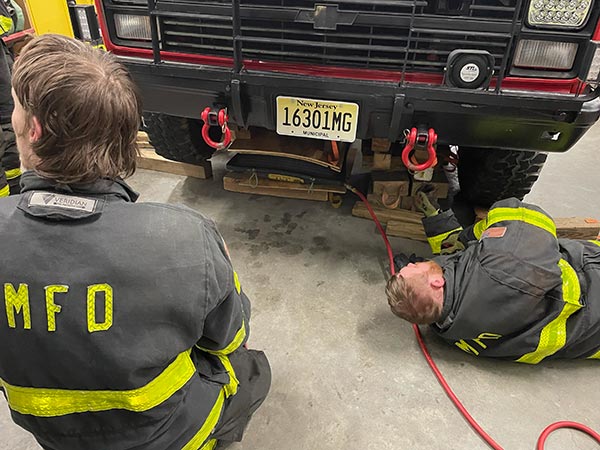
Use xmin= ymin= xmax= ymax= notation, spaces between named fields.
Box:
xmin=114 ymin=14 xmax=151 ymax=41
xmin=513 ymin=39 xmax=578 ymax=70
xmin=528 ymin=0 xmax=592 ymax=29
xmin=585 ymin=44 xmax=600 ymax=87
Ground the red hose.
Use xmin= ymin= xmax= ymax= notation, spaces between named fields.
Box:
xmin=537 ymin=422 xmax=600 ymax=450
xmin=346 ymin=185 xmax=395 ymax=275
xmin=348 ymin=184 xmax=600 ymax=450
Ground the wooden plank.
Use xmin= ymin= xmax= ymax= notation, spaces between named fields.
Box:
xmin=372 ymin=170 xmax=410 ymax=198
xmin=352 ymin=200 xmax=423 ymax=225
xmin=400 ymin=196 xmax=414 ymax=211
xmin=229 ymin=128 xmax=344 ymax=172
xmin=137 ymin=149 xmax=212 ymax=179
xmin=362 ymin=155 xmax=406 ymax=171
xmin=555 ymin=217 xmax=600 ymax=240
xmin=371 ymin=138 xmax=391 ymax=153
xmin=372 ymin=153 xmax=392 ymax=170
xmin=223 ymin=172 xmax=345 ymax=201
xmin=386 ymin=220 xmax=427 ymax=242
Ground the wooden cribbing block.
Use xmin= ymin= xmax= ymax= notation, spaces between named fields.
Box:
xmin=136 ymin=131 xmax=213 ymax=179
xmin=137 ymin=149 xmax=213 ymax=179
xmin=372 ymin=153 xmax=392 ymax=171
xmin=352 ymin=200 xmax=423 ymax=224
xmin=223 ymin=172 xmax=345 ymax=202
xmin=371 ymin=138 xmax=392 ymax=153
xmin=372 ymin=170 xmax=410 ymax=196
xmin=555 ymin=218 xmax=600 ymax=240
xmin=366 ymin=193 xmax=412 ymax=210
xmin=386 ymin=220 xmax=427 ymax=242
xmin=352 ymin=201 xmax=426 ymax=241
xmin=400 ymin=196 xmax=414 ymax=211
xmin=362 ymin=155 xmax=407 ymax=172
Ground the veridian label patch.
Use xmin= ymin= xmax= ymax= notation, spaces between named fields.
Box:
xmin=29 ymin=192 xmax=97 ymax=212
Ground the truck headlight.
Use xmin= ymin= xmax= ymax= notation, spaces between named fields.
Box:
xmin=513 ymin=39 xmax=578 ymax=70
xmin=528 ymin=0 xmax=592 ymax=28
xmin=114 ymin=14 xmax=151 ymax=41
xmin=586 ymin=45 xmax=600 ymax=86
xmin=69 ymin=5 xmax=101 ymax=43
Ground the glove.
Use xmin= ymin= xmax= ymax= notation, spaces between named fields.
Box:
xmin=414 ymin=184 xmax=440 ymax=217
xmin=393 ymin=253 xmax=426 ymax=271
xmin=440 ymin=232 xmax=465 ymax=255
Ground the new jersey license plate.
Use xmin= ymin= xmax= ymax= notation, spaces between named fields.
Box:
xmin=276 ymin=96 xmax=359 ymax=142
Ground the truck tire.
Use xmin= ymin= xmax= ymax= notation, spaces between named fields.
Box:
xmin=458 ymin=147 xmax=547 ymax=207
xmin=143 ymin=113 xmax=215 ymax=164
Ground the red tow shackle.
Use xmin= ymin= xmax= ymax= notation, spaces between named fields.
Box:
xmin=201 ymin=107 xmax=232 ymax=150
xmin=401 ymin=127 xmax=438 ymax=172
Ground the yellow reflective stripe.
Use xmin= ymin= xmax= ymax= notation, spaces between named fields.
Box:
xmin=5 ymin=168 xmax=21 ymax=180
xmin=588 ymin=349 xmax=600 ymax=360
xmin=182 ymin=389 xmax=225 ymax=450
xmin=216 ymin=354 xmax=239 ymax=397
xmin=196 ymin=324 xmax=246 ymax=397
xmin=0 ymin=184 xmax=9 ymax=197
xmin=233 ymin=271 xmax=241 ymax=295
xmin=200 ymin=439 xmax=218 ymax=450
xmin=589 ymin=240 xmax=600 ymax=248
xmin=484 ymin=207 xmax=556 ymax=237
xmin=516 ymin=259 xmax=582 ymax=364
xmin=0 ymin=16 xmax=13 ymax=33
xmin=1 ymin=350 xmax=196 ymax=417
xmin=219 ymin=322 xmax=246 ymax=354
xmin=473 ymin=219 xmax=487 ymax=239
xmin=427 ymin=227 xmax=462 ymax=254
xmin=196 ymin=319 xmax=247 ymax=356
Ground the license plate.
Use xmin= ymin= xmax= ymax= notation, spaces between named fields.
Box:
xmin=276 ymin=96 xmax=359 ymax=142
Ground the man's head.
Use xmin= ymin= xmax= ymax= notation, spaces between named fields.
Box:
xmin=385 ymin=260 xmax=445 ymax=325
xmin=11 ymin=34 xmax=141 ymax=184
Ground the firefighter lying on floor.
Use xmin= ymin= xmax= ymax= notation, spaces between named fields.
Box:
xmin=0 ymin=35 xmax=270 ymax=450
xmin=385 ymin=191 xmax=600 ymax=362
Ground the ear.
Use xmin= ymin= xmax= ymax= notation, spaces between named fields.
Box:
xmin=29 ymin=116 xmax=42 ymax=143
xmin=430 ymin=275 xmax=445 ymax=289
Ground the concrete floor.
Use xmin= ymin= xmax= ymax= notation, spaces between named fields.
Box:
xmin=2 ymin=123 xmax=600 ymax=450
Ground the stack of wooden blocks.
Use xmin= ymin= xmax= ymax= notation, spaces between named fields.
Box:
xmin=136 ymin=132 xmax=213 ymax=179
xmin=352 ymin=138 xmax=450 ymax=242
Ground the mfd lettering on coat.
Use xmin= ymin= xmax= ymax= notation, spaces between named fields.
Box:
xmin=3 ymin=283 xmax=113 ymax=333
xmin=454 ymin=333 xmax=502 ymax=356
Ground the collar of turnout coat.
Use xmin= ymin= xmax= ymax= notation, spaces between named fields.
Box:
xmin=17 ymin=171 xmax=139 ymax=221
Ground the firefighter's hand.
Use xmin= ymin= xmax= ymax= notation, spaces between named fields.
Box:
xmin=414 ymin=190 xmax=440 ymax=217
xmin=440 ymin=232 xmax=465 ymax=255
xmin=393 ymin=253 xmax=426 ymax=272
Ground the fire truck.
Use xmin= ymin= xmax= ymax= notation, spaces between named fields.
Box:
xmin=92 ymin=0 xmax=600 ymax=205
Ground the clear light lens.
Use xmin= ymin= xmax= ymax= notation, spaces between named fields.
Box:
xmin=76 ymin=9 xmax=92 ymax=41
xmin=114 ymin=14 xmax=151 ymax=41
xmin=513 ymin=39 xmax=578 ymax=70
xmin=586 ymin=45 xmax=600 ymax=82
xmin=528 ymin=0 xmax=591 ymax=28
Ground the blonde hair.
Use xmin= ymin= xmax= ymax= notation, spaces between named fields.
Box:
xmin=12 ymin=34 xmax=141 ymax=184
xmin=385 ymin=271 xmax=442 ymax=325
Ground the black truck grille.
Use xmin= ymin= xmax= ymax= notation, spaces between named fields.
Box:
xmin=156 ymin=0 xmax=519 ymax=74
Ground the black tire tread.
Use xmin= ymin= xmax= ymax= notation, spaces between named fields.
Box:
xmin=143 ymin=113 xmax=214 ymax=164
xmin=458 ymin=147 xmax=547 ymax=207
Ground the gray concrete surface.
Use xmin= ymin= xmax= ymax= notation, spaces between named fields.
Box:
xmin=2 ymin=124 xmax=600 ymax=450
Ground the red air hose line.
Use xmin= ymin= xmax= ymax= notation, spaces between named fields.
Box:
xmin=347 ymin=184 xmax=600 ymax=450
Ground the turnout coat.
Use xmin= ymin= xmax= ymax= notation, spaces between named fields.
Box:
xmin=422 ymin=198 xmax=600 ymax=362
xmin=0 ymin=172 xmax=270 ymax=450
